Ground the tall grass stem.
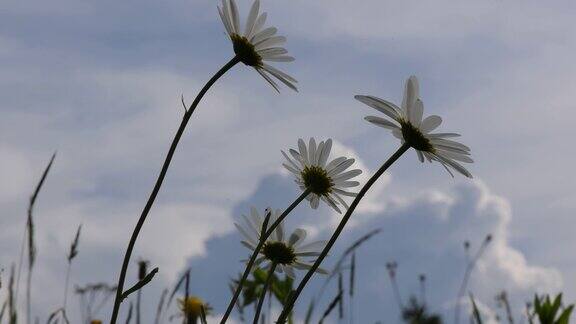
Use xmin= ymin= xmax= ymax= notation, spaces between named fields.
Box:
xmin=276 ymin=144 xmax=410 ymax=323
xmin=109 ymin=56 xmax=240 ymax=324
xmin=220 ymin=190 xmax=311 ymax=324
xmin=252 ymin=264 xmax=277 ymax=324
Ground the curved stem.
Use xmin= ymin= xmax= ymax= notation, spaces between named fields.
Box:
xmin=63 ymin=261 xmax=71 ymax=311
xmin=26 ymin=268 xmax=32 ymax=324
xmin=220 ymin=189 xmax=310 ymax=324
xmin=14 ymin=225 xmax=26 ymax=306
xmin=253 ymin=263 xmax=277 ymax=324
xmin=136 ymin=290 xmax=141 ymax=324
xmin=390 ymin=274 xmax=404 ymax=311
xmin=277 ymin=144 xmax=410 ymax=323
xmin=109 ymin=56 xmax=241 ymax=324
xmin=454 ymin=238 xmax=490 ymax=324
xmin=419 ymin=277 xmax=426 ymax=307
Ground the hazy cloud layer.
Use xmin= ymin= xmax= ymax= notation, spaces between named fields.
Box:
xmin=1 ymin=0 xmax=575 ymax=322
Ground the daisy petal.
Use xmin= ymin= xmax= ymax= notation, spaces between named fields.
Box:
xmin=289 ymin=149 xmax=307 ymax=167
xmin=392 ymin=128 xmax=403 ymax=139
xmin=435 ymin=149 xmax=474 ymax=163
xmin=218 ymin=6 xmax=233 ymax=36
xmin=436 ymin=159 xmax=455 ymax=178
xmin=295 ymin=251 xmax=322 ymax=257
xmin=255 ymin=36 xmax=286 ymax=50
xmin=355 ymin=95 xmax=401 ymax=122
xmin=235 ymin=223 xmax=257 ymax=245
xmin=284 ymin=265 xmax=295 ymax=278
xmin=417 ymin=150 xmax=425 ymax=163
xmin=428 ymin=133 xmax=461 ymax=138
xmin=338 ymin=180 xmax=360 ymax=188
xmin=255 ymin=68 xmax=280 ymax=93
xmin=412 ymin=99 xmax=424 ymax=126
xmin=263 ymin=55 xmax=295 ymax=62
xmin=243 ymin=0 xmax=260 ymax=37
xmin=262 ymin=64 xmax=296 ymax=82
xmin=289 ymin=228 xmax=307 ymax=246
xmin=241 ymin=240 xmax=256 ymax=251
xmin=331 ymin=192 xmax=349 ymax=210
xmin=229 ymin=0 xmax=240 ymax=35
xmin=327 ymin=158 xmax=355 ymax=176
xmin=325 ymin=157 xmax=346 ymax=172
xmin=259 ymin=47 xmax=288 ymax=58
xmin=420 ymin=115 xmax=442 ymax=133
xmin=332 ymin=169 xmax=362 ymax=182
xmin=282 ymin=163 xmax=299 ymax=175
xmin=321 ymin=195 xmax=342 ymax=213
xmin=275 ymin=211 xmax=284 ymax=242
xmin=250 ymin=207 xmax=262 ymax=230
xmin=222 ymin=0 xmax=234 ymax=33
xmin=250 ymin=27 xmax=277 ymax=44
xmin=241 ymin=214 xmax=259 ymax=239
xmin=297 ymin=240 xmax=326 ymax=252
xmin=364 ymin=116 xmax=400 ymax=130
xmin=297 ymin=139 xmax=309 ymax=165
xmin=281 ymin=150 xmax=301 ymax=171
xmin=262 ymin=65 xmax=298 ymax=92
xmin=333 ymin=188 xmax=357 ymax=197
xmin=433 ymin=144 xmax=470 ymax=155
xmin=310 ymin=195 xmax=320 ymax=209
xmin=430 ymin=138 xmax=470 ymax=152
xmin=248 ymin=12 xmax=267 ymax=39
xmin=316 ymin=141 xmax=326 ymax=165
xmin=318 ymin=139 xmax=332 ymax=167
xmin=308 ymin=138 xmax=317 ymax=166
xmin=293 ymin=262 xmax=329 ymax=274
xmin=402 ymin=75 xmax=419 ymax=114
xmin=434 ymin=154 xmax=473 ymax=178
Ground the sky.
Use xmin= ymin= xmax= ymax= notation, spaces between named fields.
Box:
xmin=1 ymin=0 xmax=575 ymax=323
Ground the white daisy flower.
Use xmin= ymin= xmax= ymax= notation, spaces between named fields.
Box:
xmin=282 ymin=138 xmax=362 ymax=214
xmin=236 ymin=207 xmax=328 ymax=278
xmin=355 ymin=76 xmax=473 ymax=178
xmin=218 ymin=0 xmax=297 ymax=92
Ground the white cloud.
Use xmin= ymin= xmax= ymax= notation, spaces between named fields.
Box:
xmin=1 ymin=0 xmax=575 ymax=322
xmin=180 ymin=169 xmax=562 ymax=323
xmin=469 ymin=182 xmax=562 ymax=293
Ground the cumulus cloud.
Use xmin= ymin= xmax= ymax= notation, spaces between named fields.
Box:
xmin=352 ymin=181 xmax=561 ymax=322
xmin=182 ymin=170 xmax=560 ymax=323
xmin=1 ymin=0 xmax=575 ymax=322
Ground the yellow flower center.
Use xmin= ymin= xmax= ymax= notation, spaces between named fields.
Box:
xmin=231 ymin=34 xmax=262 ymax=67
xmin=400 ymin=121 xmax=435 ymax=152
xmin=301 ymin=166 xmax=333 ymax=195
xmin=179 ymin=297 xmax=205 ymax=318
xmin=262 ymin=241 xmax=296 ymax=265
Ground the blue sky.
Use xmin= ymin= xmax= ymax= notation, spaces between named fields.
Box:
xmin=1 ymin=0 xmax=575 ymax=323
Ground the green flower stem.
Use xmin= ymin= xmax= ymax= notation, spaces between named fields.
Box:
xmin=253 ymin=263 xmax=277 ymax=324
xmin=109 ymin=56 xmax=241 ymax=324
xmin=454 ymin=237 xmax=491 ymax=324
xmin=220 ymin=189 xmax=311 ymax=324
xmin=276 ymin=144 xmax=410 ymax=323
